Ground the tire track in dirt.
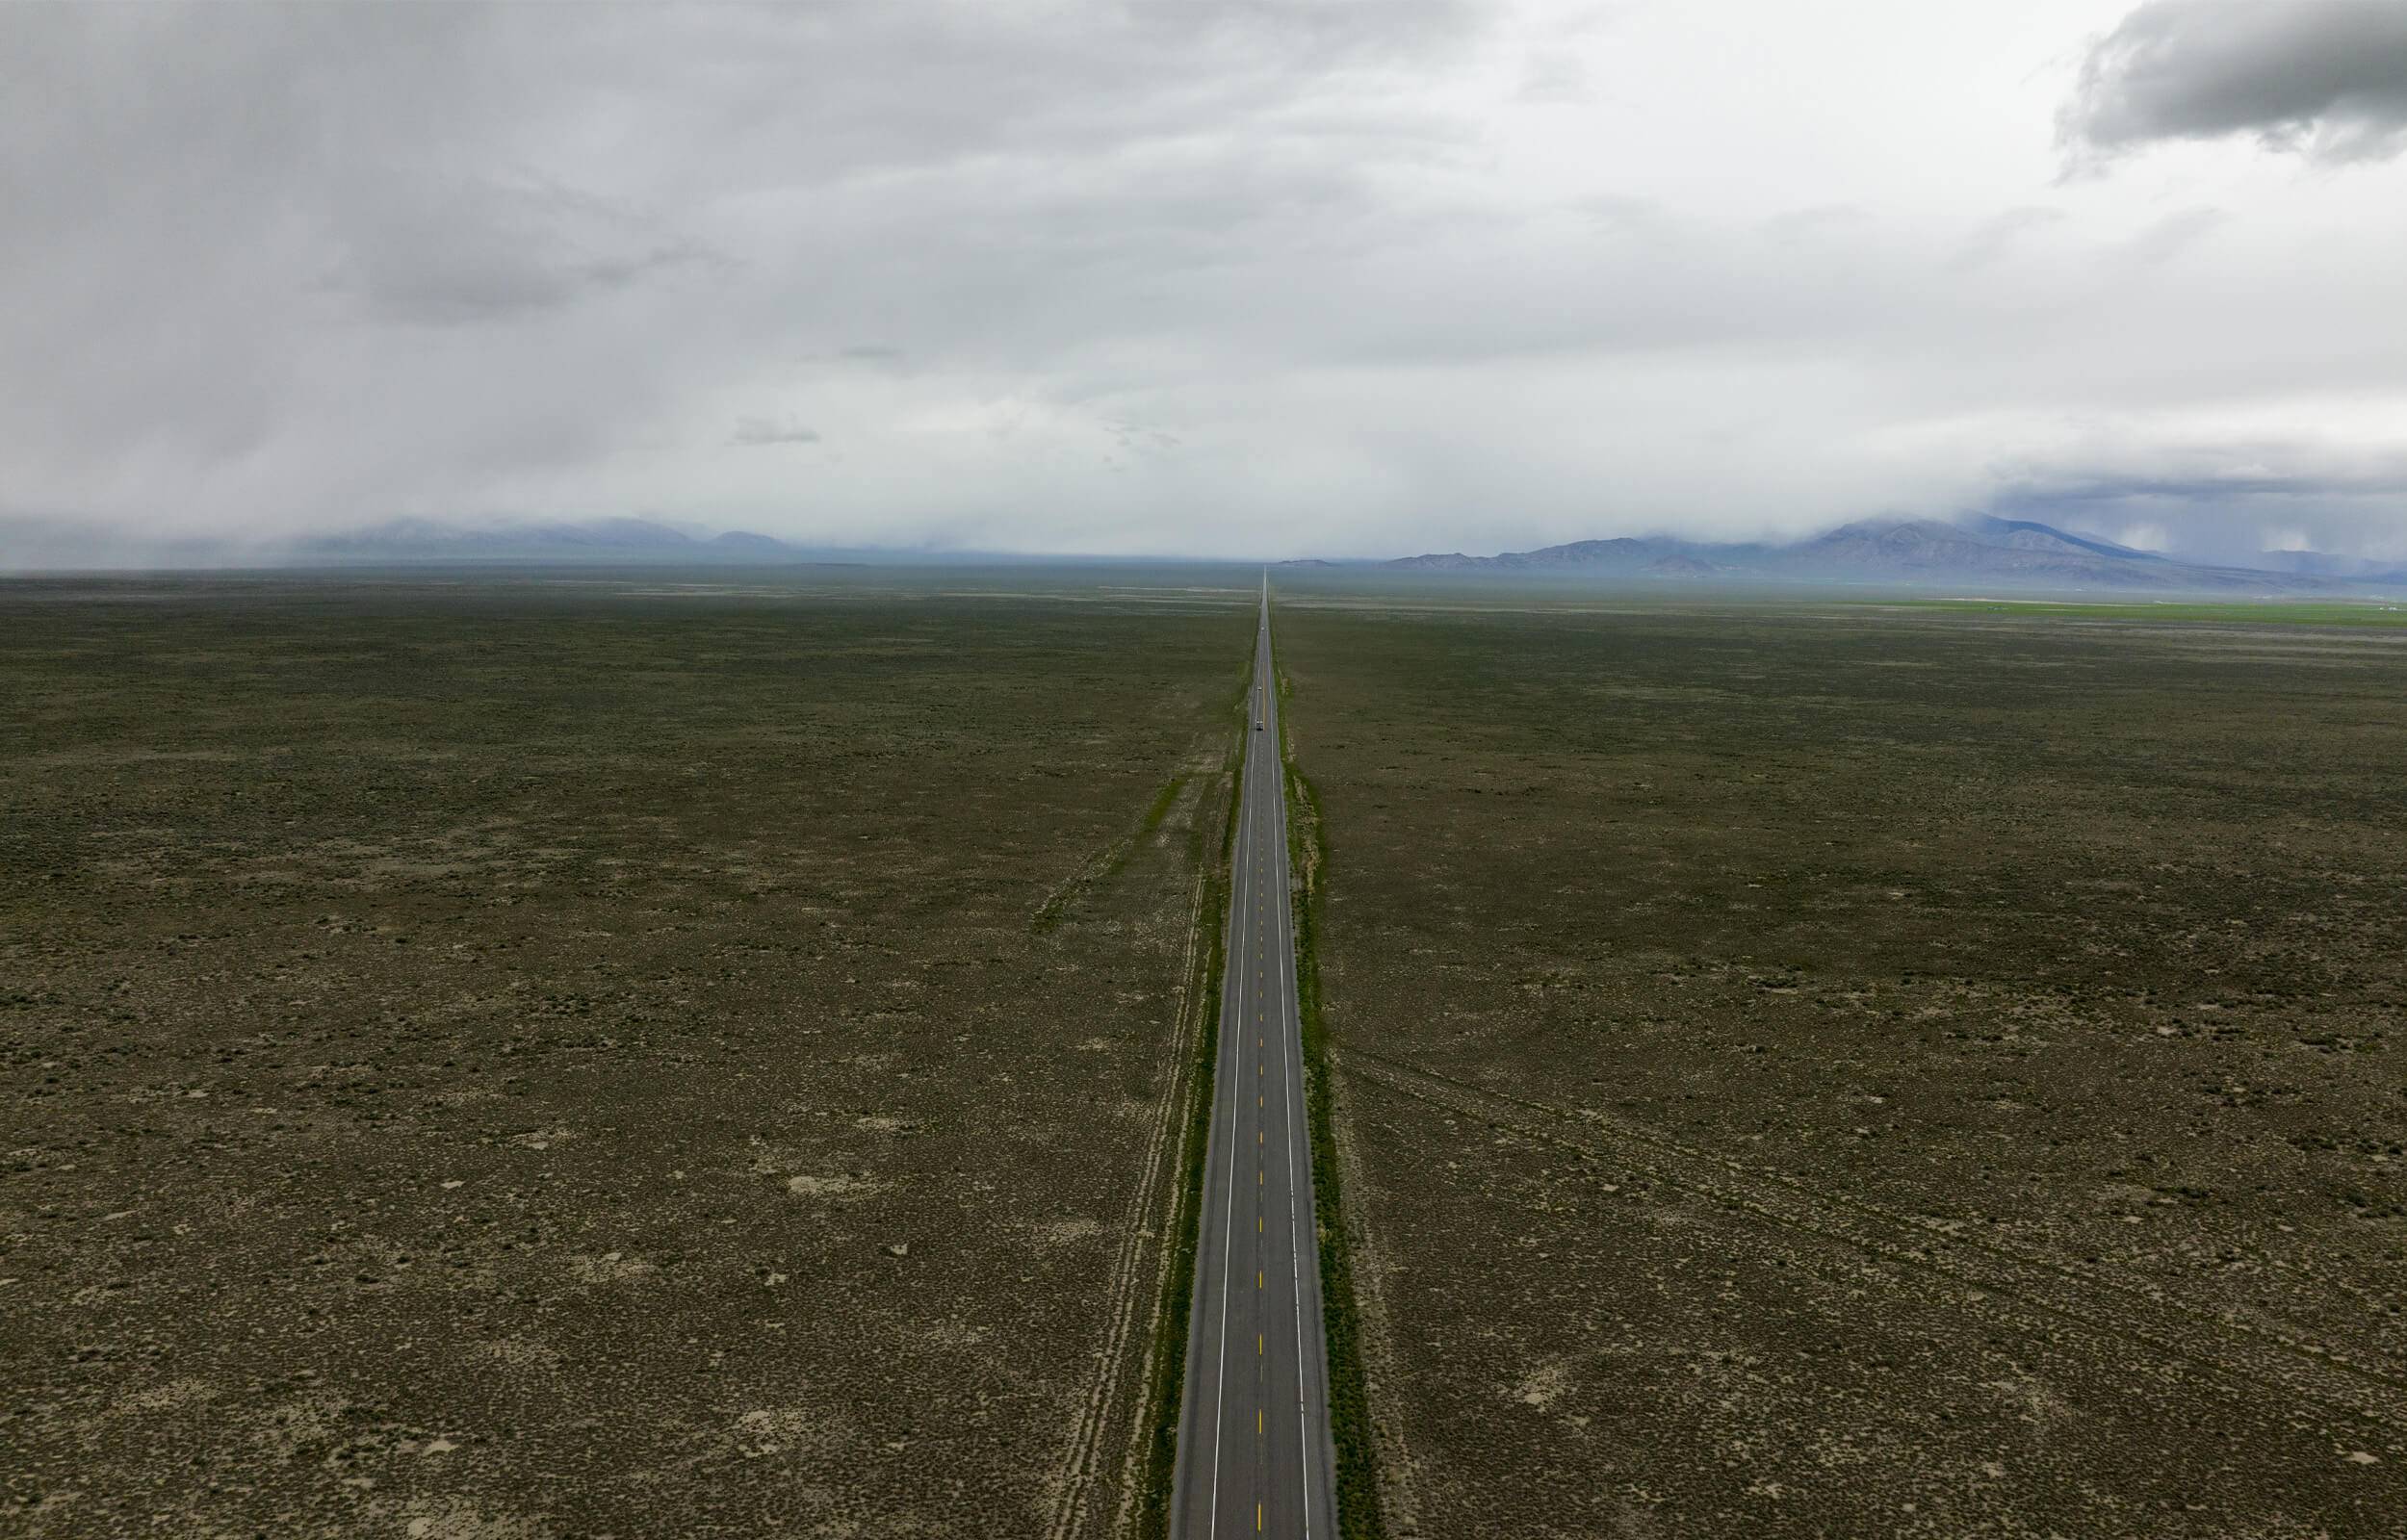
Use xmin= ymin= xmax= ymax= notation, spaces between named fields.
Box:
xmin=1044 ymin=782 xmax=1220 ymax=1540
xmin=1340 ymin=1046 xmax=2407 ymax=1429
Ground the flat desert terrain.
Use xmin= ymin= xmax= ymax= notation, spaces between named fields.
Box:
xmin=2 ymin=574 xmax=1252 ymax=1538
xmin=1275 ymin=597 xmax=2407 ymax=1539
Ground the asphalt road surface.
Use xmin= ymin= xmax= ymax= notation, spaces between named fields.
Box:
xmin=1171 ymin=581 xmax=1339 ymax=1539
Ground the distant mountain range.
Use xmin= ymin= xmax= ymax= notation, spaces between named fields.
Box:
xmin=283 ymin=514 xmax=2401 ymax=590
xmin=291 ymin=517 xmax=811 ymax=564
xmin=1370 ymin=517 xmax=2407 ymax=593
xmin=9 ymin=511 xmax=2399 ymax=591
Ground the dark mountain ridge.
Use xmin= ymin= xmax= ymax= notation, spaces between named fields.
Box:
xmin=1385 ymin=517 xmax=2407 ymax=592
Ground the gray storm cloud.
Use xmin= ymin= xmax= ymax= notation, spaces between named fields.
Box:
xmin=2063 ymin=0 xmax=2407 ymax=163
xmin=731 ymin=418 xmax=822 ymax=449
xmin=2 ymin=2 xmax=2405 ymax=564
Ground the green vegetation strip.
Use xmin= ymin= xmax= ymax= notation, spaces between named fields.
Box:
xmin=1031 ymin=773 xmax=1190 ymax=935
xmin=1860 ymin=598 xmax=2407 ymax=627
xmin=1279 ymin=663 xmax=1388 ymax=1540
xmin=1134 ymin=642 xmax=1255 ymax=1538
xmin=1140 ymin=773 xmax=1190 ymax=835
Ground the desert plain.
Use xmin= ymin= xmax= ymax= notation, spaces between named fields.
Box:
xmin=2 ymin=573 xmax=1254 ymax=1538
xmin=1273 ymin=593 xmax=2407 ymax=1538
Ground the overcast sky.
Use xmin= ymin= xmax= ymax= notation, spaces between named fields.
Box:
xmin=5 ymin=0 xmax=2406 ymax=562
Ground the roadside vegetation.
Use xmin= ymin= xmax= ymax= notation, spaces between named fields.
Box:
xmin=1131 ymin=632 xmax=1255 ymax=1539
xmin=1275 ymin=659 xmax=1388 ymax=1540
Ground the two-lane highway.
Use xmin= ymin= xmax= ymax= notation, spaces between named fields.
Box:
xmin=1172 ymin=579 xmax=1338 ymax=1539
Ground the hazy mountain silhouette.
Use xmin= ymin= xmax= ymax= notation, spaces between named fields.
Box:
xmin=1385 ymin=517 xmax=2404 ymax=591
xmin=294 ymin=517 xmax=794 ymax=563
